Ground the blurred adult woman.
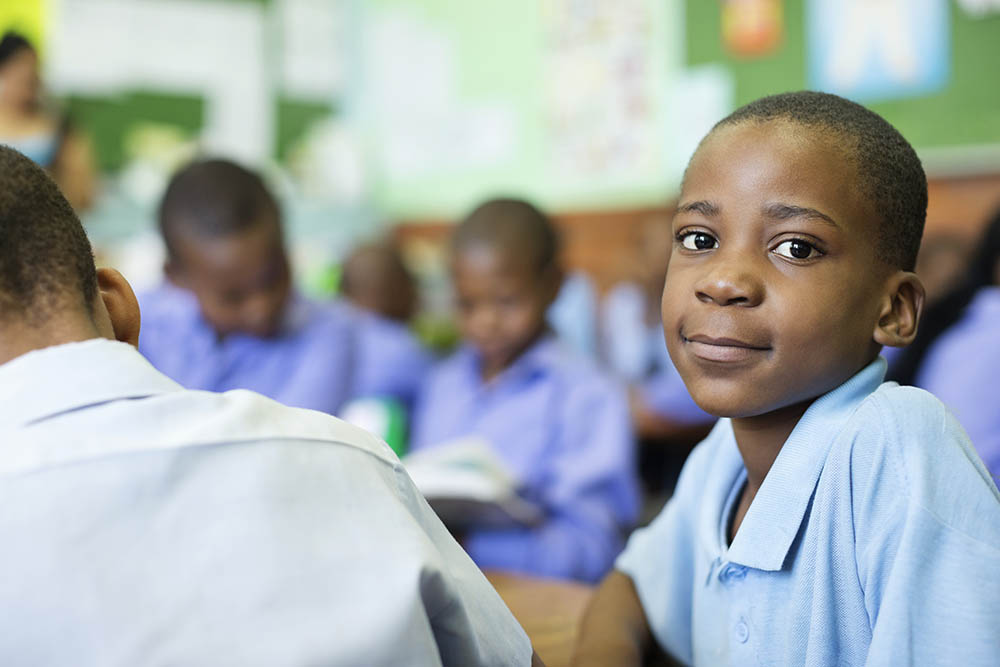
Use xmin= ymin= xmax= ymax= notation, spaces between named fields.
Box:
xmin=0 ymin=31 xmax=96 ymax=211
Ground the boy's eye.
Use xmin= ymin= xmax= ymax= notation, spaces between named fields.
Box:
xmin=679 ymin=232 xmax=718 ymax=251
xmin=773 ymin=239 xmax=820 ymax=260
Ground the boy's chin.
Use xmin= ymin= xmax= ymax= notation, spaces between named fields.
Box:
xmin=686 ymin=384 xmax=788 ymax=421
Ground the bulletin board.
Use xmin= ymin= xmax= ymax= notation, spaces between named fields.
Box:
xmin=685 ymin=0 xmax=1000 ymax=152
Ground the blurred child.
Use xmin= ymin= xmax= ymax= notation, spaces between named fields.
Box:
xmin=890 ymin=208 xmax=1000 ymax=484
xmin=572 ymin=91 xmax=1000 ymax=666
xmin=409 ymin=198 xmax=639 ymax=582
xmin=138 ymin=158 xmax=354 ymax=415
xmin=339 ymin=239 xmax=433 ymax=409
xmin=547 ymin=269 xmax=600 ymax=359
xmin=602 ymin=214 xmax=715 ymax=500
xmin=601 ymin=213 xmax=714 ymax=439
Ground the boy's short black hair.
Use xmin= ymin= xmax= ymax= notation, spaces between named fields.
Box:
xmin=0 ymin=146 xmax=97 ymax=323
xmin=709 ymin=91 xmax=926 ymax=271
xmin=159 ymin=158 xmax=281 ymax=260
xmin=452 ymin=198 xmax=560 ymax=273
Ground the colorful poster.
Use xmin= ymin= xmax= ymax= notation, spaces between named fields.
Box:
xmin=542 ymin=0 xmax=658 ymax=179
xmin=808 ymin=0 xmax=949 ymax=102
xmin=722 ymin=0 xmax=783 ymax=58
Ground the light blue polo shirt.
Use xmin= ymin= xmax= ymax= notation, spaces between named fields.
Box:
xmin=617 ymin=358 xmax=1000 ymax=666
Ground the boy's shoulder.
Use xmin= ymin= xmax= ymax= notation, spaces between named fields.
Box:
xmin=4 ymin=342 xmax=403 ymax=478
xmin=833 ymin=381 xmax=1000 ymax=543
xmin=845 ymin=381 xmax=982 ymax=473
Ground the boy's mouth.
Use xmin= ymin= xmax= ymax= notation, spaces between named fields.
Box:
xmin=682 ymin=333 xmax=771 ymax=363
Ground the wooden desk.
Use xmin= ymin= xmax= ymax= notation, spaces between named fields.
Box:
xmin=486 ymin=571 xmax=593 ymax=667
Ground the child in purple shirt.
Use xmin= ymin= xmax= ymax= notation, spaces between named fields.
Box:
xmin=138 ymin=159 xmax=354 ymax=415
xmin=409 ymin=198 xmax=640 ymax=582
xmin=339 ymin=240 xmax=433 ymax=410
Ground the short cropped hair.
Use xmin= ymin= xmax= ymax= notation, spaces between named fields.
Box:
xmin=0 ymin=146 xmax=97 ymax=323
xmin=159 ymin=158 xmax=281 ymax=260
xmin=452 ymin=198 xmax=560 ymax=273
xmin=710 ymin=91 xmax=926 ymax=271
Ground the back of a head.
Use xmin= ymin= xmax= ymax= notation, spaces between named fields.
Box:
xmin=0 ymin=145 xmax=97 ymax=326
xmin=158 ymin=158 xmax=281 ymax=260
xmin=452 ymin=198 xmax=560 ymax=274
xmin=710 ymin=90 xmax=927 ymax=272
xmin=341 ymin=241 xmax=417 ymax=322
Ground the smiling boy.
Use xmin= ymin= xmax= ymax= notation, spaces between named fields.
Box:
xmin=572 ymin=92 xmax=1000 ymax=665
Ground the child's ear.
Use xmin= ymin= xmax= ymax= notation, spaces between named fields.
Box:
xmin=94 ymin=268 xmax=141 ymax=347
xmin=873 ymin=271 xmax=925 ymax=348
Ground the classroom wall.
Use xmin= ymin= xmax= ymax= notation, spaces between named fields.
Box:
xmin=4 ymin=0 xmax=1000 ymax=286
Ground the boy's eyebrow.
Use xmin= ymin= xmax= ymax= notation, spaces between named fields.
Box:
xmin=676 ymin=200 xmax=720 ymax=217
xmin=763 ymin=203 xmax=839 ymax=228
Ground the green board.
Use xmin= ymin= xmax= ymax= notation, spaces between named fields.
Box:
xmin=685 ymin=0 xmax=1000 ymax=151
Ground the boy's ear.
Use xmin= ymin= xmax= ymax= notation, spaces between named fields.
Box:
xmin=873 ymin=271 xmax=925 ymax=348
xmin=94 ymin=268 xmax=141 ymax=347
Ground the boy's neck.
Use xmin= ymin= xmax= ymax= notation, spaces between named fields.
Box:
xmin=477 ymin=330 xmax=549 ymax=383
xmin=730 ymin=399 xmax=813 ymax=493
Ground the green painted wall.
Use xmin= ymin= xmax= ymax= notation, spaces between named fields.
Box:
xmin=685 ymin=0 xmax=1000 ymax=150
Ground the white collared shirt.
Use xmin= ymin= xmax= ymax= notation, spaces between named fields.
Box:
xmin=617 ymin=358 xmax=1000 ymax=666
xmin=0 ymin=339 xmax=530 ymax=666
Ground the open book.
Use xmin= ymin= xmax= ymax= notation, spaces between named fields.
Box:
xmin=403 ymin=437 xmax=544 ymax=530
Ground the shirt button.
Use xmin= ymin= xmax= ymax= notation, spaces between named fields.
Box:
xmin=735 ymin=620 xmax=749 ymax=643
xmin=719 ymin=563 xmax=748 ymax=583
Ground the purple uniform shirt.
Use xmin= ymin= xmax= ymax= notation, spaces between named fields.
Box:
xmin=138 ymin=283 xmax=354 ymax=415
xmin=915 ymin=286 xmax=1000 ymax=484
xmin=345 ymin=304 xmax=434 ymax=409
xmin=409 ymin=337 xmax=640 ymax=582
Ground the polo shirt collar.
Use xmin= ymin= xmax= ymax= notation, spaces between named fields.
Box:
xmin=703 ymin=358 xmax=887 ymax=571
xmin=459 ymin=335 xmax=561 ymax=388
xmin=0 ymin=339 xmax=181 ymax=431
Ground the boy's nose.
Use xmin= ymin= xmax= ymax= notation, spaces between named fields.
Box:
xmin=694 ymin=258 xmax=764 ymax=307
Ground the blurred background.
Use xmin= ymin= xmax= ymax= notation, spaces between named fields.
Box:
xmin=2 ymin=0 xmax=1000 ymax=312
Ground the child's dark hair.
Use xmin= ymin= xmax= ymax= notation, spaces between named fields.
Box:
xmin=0 ymin=146 xmax=97 ymax=323
xmin=890 ymin=206 xmax=1000 ymax=386
xmin=452 ymin=198 xmax=560 ymax=273
xmin=158 ymin=158 xmax=281 ymax=260
xmin=0 ymin=31 xmax=33 ymax=66
xmin=708 ymin=91 xmax=926 ymax=271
